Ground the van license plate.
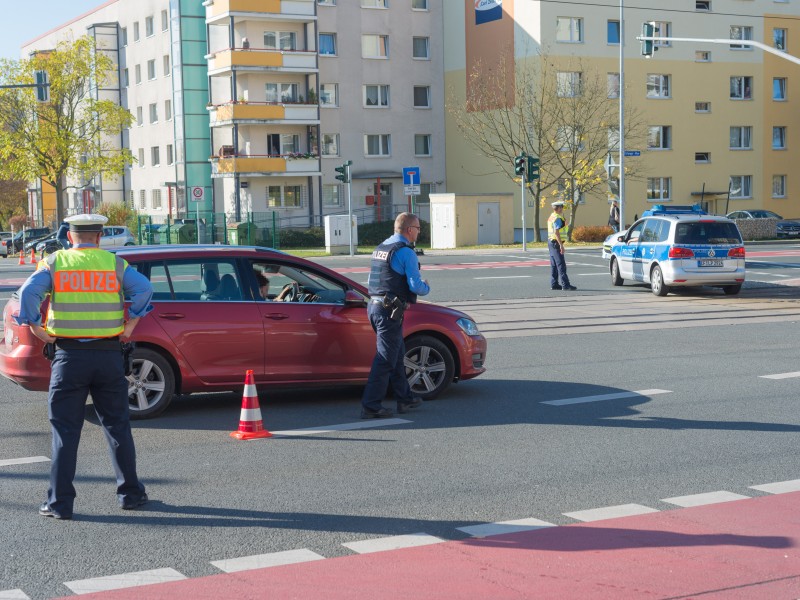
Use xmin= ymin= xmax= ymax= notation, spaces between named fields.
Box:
xmin=699 ymin=259 xmax=723 ymax=267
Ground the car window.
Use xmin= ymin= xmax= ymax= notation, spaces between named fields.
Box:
xmin=675 ymin=222 xmax=742 ymax=245
xmin=146 ymin=259 xmax=244 ymax=301
xmin=251 ymin=261 xmax=347 ymax=304
xmin=641 ymin=219 xmax=663 ymax=242
xmin=626 ymin=221 xmax=646 ymax=242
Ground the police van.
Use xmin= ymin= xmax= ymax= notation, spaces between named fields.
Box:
xmin=608 ymin=205 xmax=745 ymax=296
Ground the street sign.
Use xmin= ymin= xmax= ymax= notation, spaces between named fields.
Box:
xmin=404 ymin=185 xmax=421 ymax=196
xmin=190 ymin=186 xmax=204 ymax=202
xmin=403 ymin=167 xmax=420 ymax=187
xmin=624 ymin=150 xmax=641 ymax=157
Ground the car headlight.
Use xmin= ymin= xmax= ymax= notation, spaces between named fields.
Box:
xmin=456 ymin=317 xmax=480 ymax=336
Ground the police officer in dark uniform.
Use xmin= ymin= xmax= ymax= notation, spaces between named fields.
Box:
xmin=15 ymin=214 xmax=153 ymax=520
xmin=361 ymin=212 xmax=430 ymax=418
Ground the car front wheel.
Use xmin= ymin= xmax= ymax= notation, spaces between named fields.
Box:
xmin=127 ymin=348 xmax=175 ymax=419
xmin=404 ymin=335 xmax=455 ymax=400
xmin=650 ymin=265 xmax=670 ymax=297
xmin=610 ymin=258 xmax=623 ymax=286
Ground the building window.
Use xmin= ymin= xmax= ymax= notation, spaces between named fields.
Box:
xmin=607 ymin=20 xmax=620 ymax=45
xmin=773 ymin=77 xmax=787 ymax=100
xmin=607 ymin=73 xmax=620 ymax=98
xmin=695 ymin=51 xmax=711 ymax=62
xmin=774 ymin=28 xmax=787 ymax=51
xmin=318 ymin=0 xmax=336 ymax=5
xmin=147 ymin=60 xmax=156 ymax=81
xmin=266 ymin=83 xmax=298 ymax=103
xmin=695 ymin=152 xmax=710 ymax=163
xmin=322 ymin=184 xmax=341 ymax=207
xmin=165 ymin=99 xmax=172 ymax=121
xmin=556 ymin=126 xmax=582 ymax=151
xmin=412 ymin=0 xmax=428 ymax=8
xmin=364 ymin=84 xmax=390 ymax=107
xmin=557 ymin=72 xmax=582 ymax=97
xmin=773 ymin=175 xmax=787 ymax=198
xmin=730 ymin=76 xmax=752 ymax=100
xmin=166 ymin=144 xmax=174 ymax=165
xmin=413 ymin=86 xmax=431 ymax=108
xmin=137 ymin=148 xmax=144 ymax=166
xmin=413 ymin=37 xmax=430 ymax=59
xmin=133 ymin=22 xmax=140 ymax=42
xmin=362 ymin=0 xmax=388 ymax=7
xmin=280 ymin=134 xmax=299 ymax=154
xmin=321 ymin=133 xmax=340 ymax=156
xmin=773 ymin=126 xmax=787 ymax=149
xmin=654 ymin=22 xmax=671 ymax=47
xmin=362 ymin=35 xmax=389 ymax=58
xmin=647 ymin=177 xmax=671 ymax=201
xmin=320 ymin=83 xmax=338 ymax=106
xmin=414 ymin=134 xmax=432 ymax=156
xmin=730 ymin=26 xmax=753 ymax=50
xmin=139 ymin=189 xmax=146 ymax=209
xmin=121 ymin=27 xmax=128 ymax=46
xmin=608 ymin=127 xmax=620 ymax=150
xmin=264 ymin=31 xmax=297 ymax=50
xmin=161 ymin=10 xmax=169 ymax=31
xmin=151 ymin=146 xmax=160 ymax=167
xmin=729 ymin=175 xmax=752 ymax=198
xmin=729 ymin=126 xmax=752 ymax=149
xmin=556 ymin=17 xmax=583 ymax=43
xmin=149 ymin=103 xmax=158 ymax=124
xmin=319 ymin=33 xmax=337 ymax=56
xmin=163 ymin=55 xmax=171 ymax=77
xmin=152 ymin=189 xmax=162 ymax=209
xmin=145 ymin=16 xmax=154 ymax=37
xmin=122 ymin=68 xmax=129 ymax=87
xmin=695 ymin=101 xmax=711 ymax=112
xmin=135 ymin=64 xmax=141 ymax=85
xmin=648 ymin=126 xmax=672 ymax=150
xmin=646 ymin=74 xmax=670 ymax=98
xmin=267 ymin=185 xmax=304 ymax=208
xmin=136 ymin=106 xmax=143 ymax=125
xmin=696 ymin=1 xmax=710 ymax=10
xmin=365 ymin=134 xmax=391 ymax=156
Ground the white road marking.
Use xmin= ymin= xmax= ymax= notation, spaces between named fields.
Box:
xmin=542 ymin=389 xmax=671 ymax=406
xmin=64 ymin=568 xmax=186 ymax=595
xmin=211 ymin=549 xmax=325 ymax=573
xmin=457 ymin=518 xmax=555 ymax=538
xmin=564 ymin=503 xmax=659 ymax=522
xmin=759 ymin=371 xmax=800 ymax=380
xmin=0 ymin=590 xmax=31 ymax=599
xmin=660 ymin=491 xmax=750 ymax=507
xmin=343 ymin=533 xmax=445 ymax=554
xmin=473 ymin=276 xmax=532 ymax=280
xmin=750 ymin=479 xmax=800 ymax=494
xmin=0 ymin=456 xmax=50 ymax=467
xmin=271 ymin=418 xmax=411 ymax=437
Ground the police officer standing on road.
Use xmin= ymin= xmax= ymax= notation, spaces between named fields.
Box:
xmin=361 ymin=212 xmax=430 ymax=419
xmin=548 ymin=201 xmax=577 ymax=291
xmin=15 ymin=214 xmax=153 ymax=520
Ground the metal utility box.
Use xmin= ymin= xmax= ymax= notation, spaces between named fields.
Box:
xmin=324 ymin=215 xmax=358 ymax=255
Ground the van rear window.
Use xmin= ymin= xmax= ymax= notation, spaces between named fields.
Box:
xmin=675 ymin=222 xmax=742 ymax=245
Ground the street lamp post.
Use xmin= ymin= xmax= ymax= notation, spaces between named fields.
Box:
xmin=618 ymin=0 xmax=626 ymax=230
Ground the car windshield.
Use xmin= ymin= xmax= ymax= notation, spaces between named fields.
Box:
xmin=674 ymin=222 xmax=742 ymax=245
xmin=749 ymin=210 xmax=782 ymax=219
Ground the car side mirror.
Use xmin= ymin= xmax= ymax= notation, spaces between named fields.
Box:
xmin=344 ymin=290 xmax=367 ymax=307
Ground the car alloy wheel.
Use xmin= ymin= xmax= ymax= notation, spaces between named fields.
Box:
xmin=404 ymin=335 xmax=455 ymax=400
xmin=651 ymin=265 xmax=669 ymax=297
xmin=127 ymin=348 xmax=175 ymax=419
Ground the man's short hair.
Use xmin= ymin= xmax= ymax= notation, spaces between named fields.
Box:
xmin=394 ymin=212 xmax=419 ymax=233
xmin=255 ymin=272 xmax=268 ymax=287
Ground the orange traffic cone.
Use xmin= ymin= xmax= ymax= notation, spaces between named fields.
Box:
xmin=29 ymin=249 xmax=36 ymax=264
xmin=230 ymin=370 xmax=272 ymax=440
xmin=17 ymin=250 xmax=25 ymax=265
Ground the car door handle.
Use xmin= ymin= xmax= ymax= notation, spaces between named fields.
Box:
xmin=157 ymin=313 xmax=185 ymax=320
xmin=264 ymin=313 xmax=289 ymax=320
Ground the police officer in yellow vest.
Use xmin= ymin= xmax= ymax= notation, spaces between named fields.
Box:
xmin=14 ymin=214 xmax=153 ymax=520
xmin=547 ymin=201 xmax=577 ymax=291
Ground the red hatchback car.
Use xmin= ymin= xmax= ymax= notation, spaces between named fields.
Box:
xmin=0 ymin=246 xmax=487 ymax=418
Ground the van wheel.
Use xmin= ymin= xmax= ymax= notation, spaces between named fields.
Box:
xmin=610 ymin=258 xmax=623 ymax=286
xmin=723 ymin=284 xmax=742 ymax=295
xmin=651 ymin=265 xmax=670 ymax=297
xmin=404 ymin=335 xmax=455 ymax=400
xmin=127 ymin=348 xmax=175 ymax=419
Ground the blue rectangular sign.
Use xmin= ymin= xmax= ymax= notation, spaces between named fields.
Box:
xmin=403 ymin=167 xmax=421 ymax=186
xmin=475 ymin=0 xmax=503 ymax=25
xmin=624 ymin=150 xmax=641 ymax=157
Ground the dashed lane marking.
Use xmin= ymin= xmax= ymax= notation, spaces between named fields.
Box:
xmin=457 ymin=518 xmax=555 ymax=538
xmin=750 ymin=479 xmax=800 ymax=494
xmin=0 ymin=456 xmax=50 ymax=467
xmin=211 ymin=549 xmax=325 ymax=573
xmin=64 ymin=568 xmax=186 ymax=595
xmin=759 ymin=371 xmax=800 ymax=380
xmin=563 ymin=503 xmax=660 ymax=522
xmin=661 ymin=491 xmax=750 ymax=507
xmin=271 ymin=418 xmax=411 ymax=437
xmin=0 ymin=590 xmax=30 ymax=599
xmin=542 ymin=389 xmax=671 ymax=406
xmin=342 ymin=533 xmax=445 ymax=554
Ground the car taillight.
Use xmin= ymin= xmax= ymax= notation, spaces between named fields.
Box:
xmin=728 ymin=247 xmax=745 ymax=258
xmin=669 ymin=247 xmax=694 ymax=258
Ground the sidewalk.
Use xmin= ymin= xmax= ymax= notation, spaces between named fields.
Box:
xmin=64 ymin=491 xmax=800 ymax=600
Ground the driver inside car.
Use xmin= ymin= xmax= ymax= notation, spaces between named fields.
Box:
xmin=254 ymin=270 xmax=292 ymax=301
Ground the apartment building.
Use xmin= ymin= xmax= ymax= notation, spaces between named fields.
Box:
xmin=21 ymin=0 xmax=445 ymax=230
xmin=444 ymin=0 xmax=800 ymax=232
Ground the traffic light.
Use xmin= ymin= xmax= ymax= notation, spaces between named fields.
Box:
xmin=334 ymin=162 xmax=349 ymax=183
xmin=514 ymin=154 xmax=526 ymax=177
xmin=34 ymin=70 xmax=49 ymax=103
xmin=526 ymin=157 xmax=539 ymax=182
xmin=641 ymin=22 xmax=658 ymax=58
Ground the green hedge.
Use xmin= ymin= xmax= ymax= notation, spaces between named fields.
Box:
xmin=358 ymin=220 xmax=430 ymax=246
xmin=275 ymin=220 xmax=430 ymax=248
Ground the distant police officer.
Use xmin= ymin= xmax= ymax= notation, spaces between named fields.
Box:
xmin=361 ymin=212 xmax=430 ymax=418
xmin=548 ymin=201 xmax=577 ymax=291
xmin=15 ymin=214 xmax=153 ymax=520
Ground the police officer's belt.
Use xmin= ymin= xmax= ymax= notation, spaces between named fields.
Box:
xmin=56 ymin=337 xmax=121 ymax=351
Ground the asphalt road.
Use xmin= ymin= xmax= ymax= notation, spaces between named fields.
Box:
xmin=1 ymin=244 xmax=799 ymax=599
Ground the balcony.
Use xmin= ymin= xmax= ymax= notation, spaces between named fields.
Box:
xmin=208 ymin=48 xmax=317 ymax=74
xmin=206 ymin=0 xmax=316 ymax=21
xmin=210 ymin=101 xmax=319 ymax=126
xmin=211 ymin=153 xmax=321 ymax=178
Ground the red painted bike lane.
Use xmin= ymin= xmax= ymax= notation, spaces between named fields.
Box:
xmin=67 ymin=492 xmax=800 ymax=600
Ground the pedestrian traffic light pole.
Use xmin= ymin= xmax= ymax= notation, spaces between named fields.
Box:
xmin=335 ymin=160 xmax=354 ymax=255
xmin=514 ymin=153 xmax=527 ymax=251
